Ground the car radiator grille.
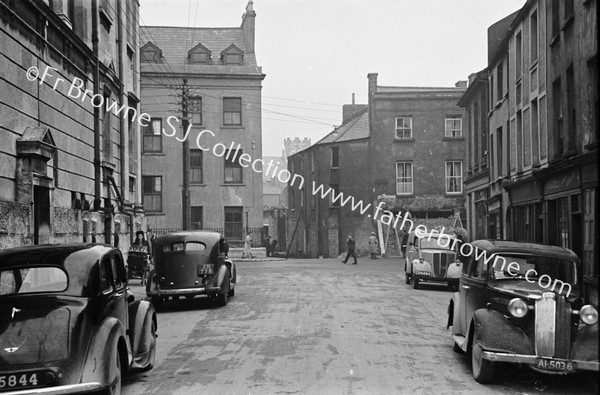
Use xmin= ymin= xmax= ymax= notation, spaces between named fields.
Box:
xmin=432 ymin=253 xmax=449 ymax=277
xmin=535 ymin=292 xmax=571 ymax=358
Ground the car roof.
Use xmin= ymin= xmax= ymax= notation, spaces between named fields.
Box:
xmin=0 ymin=243 xmax=116 ymax=296
xmin=470 ymin=239 xmax=579 ymax=260
xmin=153 ymin=230 xmax=221 ymax=246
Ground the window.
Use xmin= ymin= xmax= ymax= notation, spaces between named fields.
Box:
xmin=566 ymin=65 xmax=575 ymax=152
xmin=142 ymin=176 xmax=162 ymax=212
xmin=445 ymin=116 xmax=462 ymax=138
xmin=223 ymin=98 xmax=242 ymax=126
xmin=395 ymin=117 xmax=412 ymax=139
xmin=496 ymin=62 xmax=503 ymax=102
xmin=190 ymin=149 xmax=203 ymax=183
xmin=143 ymin=118 xmax=162 ymax=152
xmin=445 ymin=161 xmax=463 ymax=194
xmin=516 ymin=32 xmax=522 ymax=80
xmin=224 ymin=150 xmax=243 ymax=183
xmin=329 ymin=184 xmax=340 ymax=207
xmin=140 ymin=42 xmax=161 ymax=62
xmin=191 ymin=206 xmax=203 ymax=229
xmin=190 ymin=96 xmax=202 ymax=125
xmin=497 ymin=127 xmax=503 ymax=177
xmin=331 ymin=146 xmax=339 ymax=168
xmin=102 ymin=91 xmax=111 ymax=159
xmin=225 ymin=53 xmax=241 ymax=64
xmin=531 ymin=99 xmax=539 ymax=166
xmin=191 ymin=52 xmax=209 ymax=63
xmin=551 ymin=0 xmax=560 ymax=37
xmin=224 ymin=206 xmax=243 ymax=240
xmin=396 ymin=162 xmax=413 ymax=195
xmin=552 ymin=78 xmax=563 ymax=156
xmin=129 ymin=176 xmax=135 ymax=193
xmin=583 ymin=189 xmax=596 ymax=276
xmin=530 ymin=10 xmax=538 ymax=62
xmin=563 ymin=0 xmax=573 ymax=22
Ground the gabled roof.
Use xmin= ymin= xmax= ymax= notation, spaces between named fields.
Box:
xmin=141 ymin=41 xmax=162 ymax=56
xmin=221 ymin=43 xmax=244 ymax=57
xmin=188 ymin=42 xmax=211 ymax=56
xmin=316 ymin=108 xmax=369 ymax=146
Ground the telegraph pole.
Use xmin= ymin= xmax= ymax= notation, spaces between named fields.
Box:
xmin=181 ymin=79 xmax=191 ymax=230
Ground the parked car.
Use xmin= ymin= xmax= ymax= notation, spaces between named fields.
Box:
xmin=0 ymin=243 xmax=157 ymax=394
xmin=404 ymin=230 xmax=461 ymax=289
xmin=127 ymin=246 xmax=151 ymax=285
xmin=146 ymin=231 xmax=236 ymax=309
xmin=447 ymin=240 xmax=598 ymax=383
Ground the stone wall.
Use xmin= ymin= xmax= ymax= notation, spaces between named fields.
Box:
xmin=0 ymin=200 xmax=32 ymax=249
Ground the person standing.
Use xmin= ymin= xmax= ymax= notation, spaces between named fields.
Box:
xmin=342 ymin=234 xmax=357 ymax=265
xmin=242 ymin=232 xmax=253 ymax=259
xmin=368 ymin=232 xmax=378 ymax=260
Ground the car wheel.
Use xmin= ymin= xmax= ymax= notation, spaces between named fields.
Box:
xmin=453 ymin=342 xmax=463 ymax=354
xmin=405 ymin=273 xmax=411 ymax=284
xmin=472 ymin=342 xmax=495 ymax=383
xmin=412 ymin=278 xmax=419 ymax=289
xmin=151 ymin=296 xmax=163 ymax=310
xmin=217 ymin=278 xmax=230 ymax=307
xmin=140 ymin=321 xmax=156 ymax=372
xmin=227 ymin=285 xmax=235 ymax=297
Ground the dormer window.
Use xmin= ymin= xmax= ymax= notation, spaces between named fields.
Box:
xmin=140 ymin=42 xmax=162 ymax=63
xmin=221 ymin=44 xmax=244 ymax=65
xmin=188 ymin=43 xmax=211 ymax=64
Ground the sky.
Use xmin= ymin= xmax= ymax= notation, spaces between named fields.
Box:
xmin=140 ymin=0 xmax=526 ymax=157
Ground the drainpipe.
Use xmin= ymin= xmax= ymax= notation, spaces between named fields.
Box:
xmin=92 ymin=0 xmax=101 ymax=211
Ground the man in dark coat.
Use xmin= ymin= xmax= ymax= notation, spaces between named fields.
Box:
xmin=342 ymin=234 xmax=357 ymax=265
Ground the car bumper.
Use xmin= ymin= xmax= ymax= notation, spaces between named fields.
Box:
xmin=147 ymin=286 xmax=222 ymax=297
xmin=482 ymin=350 xmax=600 ymax=371
xmin=0 ymin=382 xmax=103 ymax=394
xmin=413 ymin=274 xmax=458 ymax=283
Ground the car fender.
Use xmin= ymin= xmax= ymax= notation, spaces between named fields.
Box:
xmin=128 ymin=300 xmax=157 ymax=360
xmin=571 ymin=323 xmax=599 ymax=361
xmin=446 ymin=262 xmax=461 ymax=279
xmin=225 ymin=259 xmax=236 ymax=286
xmin=80 ymin=317 xmax=128 ymax=387
xmin=216 ymin=263 xmax=229 ymax=291
xmin=472 ymin=308 xmax=534 ymax=355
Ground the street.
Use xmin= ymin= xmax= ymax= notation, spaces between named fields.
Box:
xmin=123 ymin=258 xmax=597 ymax=395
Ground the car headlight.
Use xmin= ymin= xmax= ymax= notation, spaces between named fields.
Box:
xmin=580 ymin=305 xmax=598 ymax=325
xmin=508 ymin=298 xmax=529 ymax=318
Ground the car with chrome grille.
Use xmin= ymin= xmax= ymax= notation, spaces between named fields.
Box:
xmin=404 ymin=230 xmax=461 ymax=290
xmin=146 ymin=231 xmax=236 ymax=309
xmin=0 ymin=243 xmax=157 ymax=394
xmin=447 ymin=240 xmax=598 ymax=383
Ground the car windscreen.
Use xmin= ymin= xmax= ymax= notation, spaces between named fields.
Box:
xmin=490 ymin=254 xmax=577 ymax=286
xmin=162 ymin=241 xmax=207 ymax=252
xmin=419 ymin=237 xmax=453 ymax=250
xmin=0 ymin=267 xmax=68 ymax=295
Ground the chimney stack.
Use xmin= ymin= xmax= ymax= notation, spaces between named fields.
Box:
xmin=241 ymin=0 xmax=256 ymax=54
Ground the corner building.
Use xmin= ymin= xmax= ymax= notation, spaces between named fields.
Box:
xmin=140 ymin=1 xmax=264 ymax=244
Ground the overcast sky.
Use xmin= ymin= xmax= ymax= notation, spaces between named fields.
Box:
xmin=140 ymin=0 xmax=526 ymax=157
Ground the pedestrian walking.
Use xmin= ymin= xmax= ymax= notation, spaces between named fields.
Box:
xmin=242 ymin=232 xmax=253 ymax=259
xmin=342 ymin=234 xmax=357 ymax=265
xmin=368 ymin=232 xmax=378 ymax=260
xmin=265 ymin=235 xmax=272 ymax=257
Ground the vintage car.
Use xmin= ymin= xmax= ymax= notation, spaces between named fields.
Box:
xmin=0 ymin=243 xmax=157 ymax=394
xmin=404 ymin=230 xmax=461 ymax=289
xmin=146 ymin=231 xmax=236 ymax=309
xmin=126 ymin=246 xmax=151 ymax=284
xmin=447 ymin=240 xmax=598 ymax=383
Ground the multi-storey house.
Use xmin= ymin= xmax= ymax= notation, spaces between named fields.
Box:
xmin=140 ymin=1 xmax=264 ymax=245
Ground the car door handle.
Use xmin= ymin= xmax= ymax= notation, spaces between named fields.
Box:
xmin=461 ymin=285 xmax=470 ymax=289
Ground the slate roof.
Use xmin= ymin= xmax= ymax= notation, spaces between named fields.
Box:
xmin=140 ymin=26 xmax=261 ymax=75
xmin=316 ymin=108 xmax=369 ymax=145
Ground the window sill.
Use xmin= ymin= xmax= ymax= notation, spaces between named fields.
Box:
xmin=394 ymin=138 xmax=415 ymax=142
xmin=396 ymin=194 xmax=414 ymax=197
xmin=190 ymin=183 xmax=205 ymax=186
xmin=529 ymin=60 xmax=539 ymax=71
xmin=222 ymin=183 xmax=246 ymax=186
xmin=443 ymin=136 xmax=464 ymax=141
xmin=145 ymin=212 xmax=165 ymax=216
xmin=221 ymin=125 xmax=244 ymax=129
xmin=549 ymin=32 xmax=560 ymax=47
xmin=562 ymin=15 xmax=574 ymax=31
xmin=142 ymin=152 xmax=165 ymax=156
xmin=446 ymin=192 xmax=463 ymax=196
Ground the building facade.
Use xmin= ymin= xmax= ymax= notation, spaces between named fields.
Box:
xmin=469 ymin=0 xmax=598 ymax=304
xmin=0 ymin=0 xmax=143 ymax=251
xmin=140 ymin=1 xmax=264 ymax=244
xmin=458 ymin=70 xmax=490 ymax=241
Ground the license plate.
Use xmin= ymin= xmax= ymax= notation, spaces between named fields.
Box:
xmin=535 ymin=358 xmax=576 ymax=372
xmin=414 ymin=270 xmax=431 ymax=276
xmin=0 ymin=372 xmax=45 ymax=391
xmin=197 ymin=264 xmax=213 ymax=275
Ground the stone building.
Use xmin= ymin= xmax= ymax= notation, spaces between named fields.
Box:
xmin=0 ymin=0 xmax=144 ymax=251
xmin=287 ymin=75 xmax=467 ymax=258
xmin=465 ymin=0 xmax=598 ymax=304
xmin=140 ymin=1 xmax=264 ymax=245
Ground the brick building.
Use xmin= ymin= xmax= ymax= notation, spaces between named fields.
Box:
xmin=140 ymin=1 xmax=264 ymax=244
xmin=0 ymin=0 xmax=144 ymax=251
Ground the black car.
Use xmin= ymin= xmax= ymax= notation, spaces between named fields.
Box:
xmin=0 ymin=244 xmax=157 ymax=394
xmin=447 ymin=240 xmax=598 ymax=383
